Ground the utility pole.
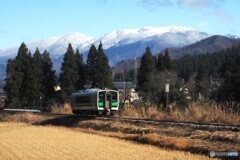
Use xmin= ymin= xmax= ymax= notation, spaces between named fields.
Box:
xmin=123 ymin=73 xmax=125 ymax=100
xmin=165 ymin=83 xmax=169 ymax=110
xmin=133 ymin=57 xmax=137 ymax=87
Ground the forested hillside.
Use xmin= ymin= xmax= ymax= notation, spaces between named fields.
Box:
xmin=4 ymin=42 xmax=112 ymax=109
xmin=3 ymin=40 xmax=240 ymax=110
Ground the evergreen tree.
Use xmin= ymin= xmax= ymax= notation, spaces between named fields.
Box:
xmin=137 ymin=47 xmax=156 ymax=93
xmin=20 ymin=50 xmax=34 ymax=108
xmin=175 ymin=55 xmax=195 ymax=82
xmin=156 ymin=49 xmax=172 ymax=72
xmin=215 ymin=57 xmax=240 ymax=102
xmin=5 ymin=43 xmax=57 ymax=108
xmin=4 ymin=59 xmax=21 ymax=107
xmin=231 ymin=57 xmax=240 ymax=101
xmin=157 ymin=53 xmax=164 ymax=71
xmin=31 ymin=48 xmax=44 ymax=107
xmin=195 ymin=64 xmax=210 ymax=99
xmin=75 ymin=48 xmax=85 ymax=90
xmin=163 ymin=49 xmax=172 ymax=70
xmin=59 ymin=43 xmax=78 ymax=102
xmin=7 ymin=43 xmax=34 ymax=107
xmin=42 ymin=50 xmax=57 ymax=107
xmin=5 ymin=43 xmax=39 ymax=108
xmin=86 ymin=44 xmax=97 ymax=87
xmin=95 ymin=42 xmax=113 ymax=89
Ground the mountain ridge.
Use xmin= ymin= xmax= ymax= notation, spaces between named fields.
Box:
xmin=112 ymin=35 xmax=239 ymax=73
xmin=0 ymin=26 xmax=208 ymax=57
xmin=0 ymin=26 xmax=238 ymax=80
xmin=167 ymin=35 xmax=238 ymax=58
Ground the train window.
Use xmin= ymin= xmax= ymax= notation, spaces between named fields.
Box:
xmin=111 ymin=91 xmax=118 ymax=107
xmin=76 ymin=96 xmax=91 ymax=104
xmin=111 ymin=92 xmax=117 ymax=102
xmin=107 ymin=94 xmax=112 ymax=101
xmin=98 ymin=92 xmax=105 ymax=107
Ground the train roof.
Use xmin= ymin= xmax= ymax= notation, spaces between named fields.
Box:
xmin=71 ymin=89 xmax=118 ymax=96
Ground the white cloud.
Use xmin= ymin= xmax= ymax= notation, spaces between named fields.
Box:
xmin=139 ymin=0 xmax=225 ymax=11
xmin=139 ymin=0 xmax=172 ymax=11
xmin=1 ymin=30 xmax=8 ymax=35
xmin=97 ymin=0 xmax=108 ymax=5
xmin=177 ymin=0 xmax=224 ymax=9
xmin=197 ymin=22 xmax=208 ymax=28
xmin=204 ymin=9 xmax=234 ymax=25
xmin=178 ymin=0 xmax=233 ymax=27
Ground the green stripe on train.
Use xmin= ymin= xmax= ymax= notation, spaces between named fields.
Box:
xmin=98 ymin=102 xmax=118 ymax=107
xmin=98 ymin=102 xmax=104 ymax=107
xmin=112 ymin=102 xmax=118 ymax=107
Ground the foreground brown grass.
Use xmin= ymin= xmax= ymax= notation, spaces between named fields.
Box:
xmin=70 ymin=127 xmax=190 ymax=150
xmin=1 ymin=112 xmax=239 ymax=156
xmin=0 ymin=112 xmax=45 ymax=124
xmin=51 ymin=103 xmax=72 ymax=114
xmin=119 ymin=102 xmax=240 ymax=125
xmin=0 ymin=122 xmax=214 ymax=160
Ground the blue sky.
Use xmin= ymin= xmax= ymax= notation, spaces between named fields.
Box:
xmin=0 ymin=0 xmax=239 ymax=49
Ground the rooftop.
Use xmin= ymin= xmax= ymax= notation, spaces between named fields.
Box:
xmin=113 ymin=82 xmax=136 ymax=89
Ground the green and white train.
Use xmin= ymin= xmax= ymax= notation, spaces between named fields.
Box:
xmin=71 ymin=89 xmax=119 ymax=116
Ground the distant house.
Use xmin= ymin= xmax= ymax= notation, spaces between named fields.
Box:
xmin=113 ymin=82 xmax=136 ymax=90
xmin=113 ymin=82 xmax=139 ymax=105
xmin=180 ymin=85 xmax=191 ymax=100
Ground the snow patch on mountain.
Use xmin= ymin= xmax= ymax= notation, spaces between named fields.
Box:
xmin=0 ymin=32 xmax=93 ymax=59
xmin=0 ymin=26 xmax=206 ymax=58
xmin=0 ymin=25 xmax=220 ymax=78
xmin=91 ymin=26 xmax=195 ymax=49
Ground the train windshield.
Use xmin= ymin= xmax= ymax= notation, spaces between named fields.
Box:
xmin=98 ymin=91 xmax=105 ymax=107
xmin=111 ymin=91 xmax=118 ymax=107
xmin=98 ymin=91 xmax=118 ymax=107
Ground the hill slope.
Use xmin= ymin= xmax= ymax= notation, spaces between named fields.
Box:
xmin=112 ymin=35 xmax=239 ymax=73
xmin=168 ymin=35 xmax=237 ymax=58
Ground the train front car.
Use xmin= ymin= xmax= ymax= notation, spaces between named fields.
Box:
xmin=97 ymin=90 xmax=119 ymax=116
xmin=71 ymin=89 xmax=119 ymax=116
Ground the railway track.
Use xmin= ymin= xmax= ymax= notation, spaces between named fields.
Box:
xmin=118 ymin=118 xmax=240 ymax=132
xmin=1 ymin=109 xmax=240 ymax=132
xmin=97 ymin=117 xmax=240 ymax=132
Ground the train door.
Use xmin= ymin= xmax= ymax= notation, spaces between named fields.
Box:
xmin=105 ymin=93 xmax=112 ymax=110
xmin=98 ymin=92 xmax=105 ymax=108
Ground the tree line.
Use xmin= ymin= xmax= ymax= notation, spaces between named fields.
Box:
xmin=174 ymin=44 xmax=240 ymax=102
xmin=4 ymin=41 xmax=240 ymax=110
xmin=137 ymin=44 xmax=240 ymax=110
xmin=137 ymin=47 xmax=186 ymax=108
xmin=4 ymin=42 xmax=112 ymax=109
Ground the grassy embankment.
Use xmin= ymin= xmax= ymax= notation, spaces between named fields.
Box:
xmin=50 ymin=102 xmax=240 ymax=125
xmin=119 ymin=102 xmax=240 ymax=125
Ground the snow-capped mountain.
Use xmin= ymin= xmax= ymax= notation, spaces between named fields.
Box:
xmin=0 ymin=32 xmax=93 ymax=58
xmin=47 ymin=32 xmax=94 ymax=57
xmin=0 ymin=26 xmax=214 ymax=79
xmin=92 ymin=26 xmax=202 ymax=49
xmin=103 ymin=28 xmax=209 ymax=64
xmin=0 ymin=26 xmax=209 ymax=58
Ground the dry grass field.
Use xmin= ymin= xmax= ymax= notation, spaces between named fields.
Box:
xmin=49 ymin=102 xmax=240 ymax=125
xmin=119 ymin=102 xmax=240 ymax=125
xmin=0 ymin=122 xmax=215 ymax=160
xmin=51 ymin=103 xmax=72 ymax=114
xmin=0 ymin=111 xmax=239 ymax=157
